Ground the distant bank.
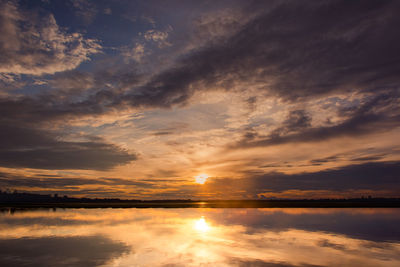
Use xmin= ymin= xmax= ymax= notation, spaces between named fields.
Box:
xmin=1 ymin=200 xmax=400 ymax=209
xmin=1 ymin=194 xmax=400 ymax=209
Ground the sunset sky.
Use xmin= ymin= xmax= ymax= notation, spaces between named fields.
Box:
xmin=0 ymin=0 xmax=399 ymax=199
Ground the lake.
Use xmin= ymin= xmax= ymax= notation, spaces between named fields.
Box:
xmin=0 ymin=208 xmax=399 ymax=266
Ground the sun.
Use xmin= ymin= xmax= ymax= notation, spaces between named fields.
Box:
xmin=195 ymin=173 xmax=208 ymax=184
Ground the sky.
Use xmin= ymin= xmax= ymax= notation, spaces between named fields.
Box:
xmin=0 ymin=0 xmax=399 ymax=199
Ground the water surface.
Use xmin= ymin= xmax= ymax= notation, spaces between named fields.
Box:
xmin=0 ymin=208 xmax=399 ymax=266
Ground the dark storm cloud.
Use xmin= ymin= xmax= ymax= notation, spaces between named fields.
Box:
xmin=0 ymin=123 xmax=136 ymax=170
xmin=0 ymin=236 xmax=129 ymax=267
xmin=234 ymin=91 xmax=400 ymax=148
xmin=207 ymin=161 xmax=400 ymax=192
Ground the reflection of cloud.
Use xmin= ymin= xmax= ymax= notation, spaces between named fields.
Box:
xmin=206 ymin=208 xmax=400 ymax=243
xmin=0 ymin=235 xmax=129 ymax=267
xmin=0 ymin=209 xmax=399 ymax=266
xmin=229 ymin=258 xmax=320 ymax=267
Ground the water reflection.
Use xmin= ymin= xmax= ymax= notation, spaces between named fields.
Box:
xmin=194 ymin=216 xmax=210 ymax=232
xmin=0 ymin=208 xmax=399 ymax=266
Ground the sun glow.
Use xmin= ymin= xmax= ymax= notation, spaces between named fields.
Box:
xmin=195 ymin=173 xmax=208 ymax=184
xmin=194 ymin=217 xmax=210 ymax=232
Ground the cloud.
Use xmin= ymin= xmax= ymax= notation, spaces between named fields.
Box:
xmin=144 ymin=27 xmax=172 ymax=48
xmin=0 ymin=123 xmax=136 ymax=170
xmin=233 ymin=91 xmax=400 ymax=149
xmin=206 ymin=161 xmax=400 ymax=194
xmin=121 ymin=43 xmax=146 ymax=63
xmin=2 ymin=1 xmax=400 ymax=124
xmin=70 ymin=0 xmax=98 ymax=24
xmin=267 ymin=109 xmax=312 ymax=137
xmin=114 ymin=0 xmax=400 ymax=109
xmin=47 ymin=70 xmax=96 ymax=95
xmin=0 ymin=0 xmax=101 ymax=76
xmin=0 ymin=171 xmax=184 ymax=199
xmin=0 ymin=172 xmax=154 ymax=189
xmin=103 ymin=8 xmax=112 ymax=15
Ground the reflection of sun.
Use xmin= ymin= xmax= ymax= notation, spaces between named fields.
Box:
xmin=195 ymin=174 xmax=208 ymax=184
xmin=194 ymin=217 xmax=210 ymax=232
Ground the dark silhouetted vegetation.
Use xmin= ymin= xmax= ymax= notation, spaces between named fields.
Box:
xmin=1 ymin=189 xmax=400 ymax=208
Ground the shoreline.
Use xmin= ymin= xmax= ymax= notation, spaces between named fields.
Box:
xmin=1 ymin=200 xmax=400 ymax=209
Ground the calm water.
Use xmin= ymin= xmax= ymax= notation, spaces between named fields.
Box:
xmin=0 ymin=208 xmax=399 ymax=267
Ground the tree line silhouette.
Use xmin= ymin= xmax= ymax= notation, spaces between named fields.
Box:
xmin=1 ymin=189 xmax=399 ymax=206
